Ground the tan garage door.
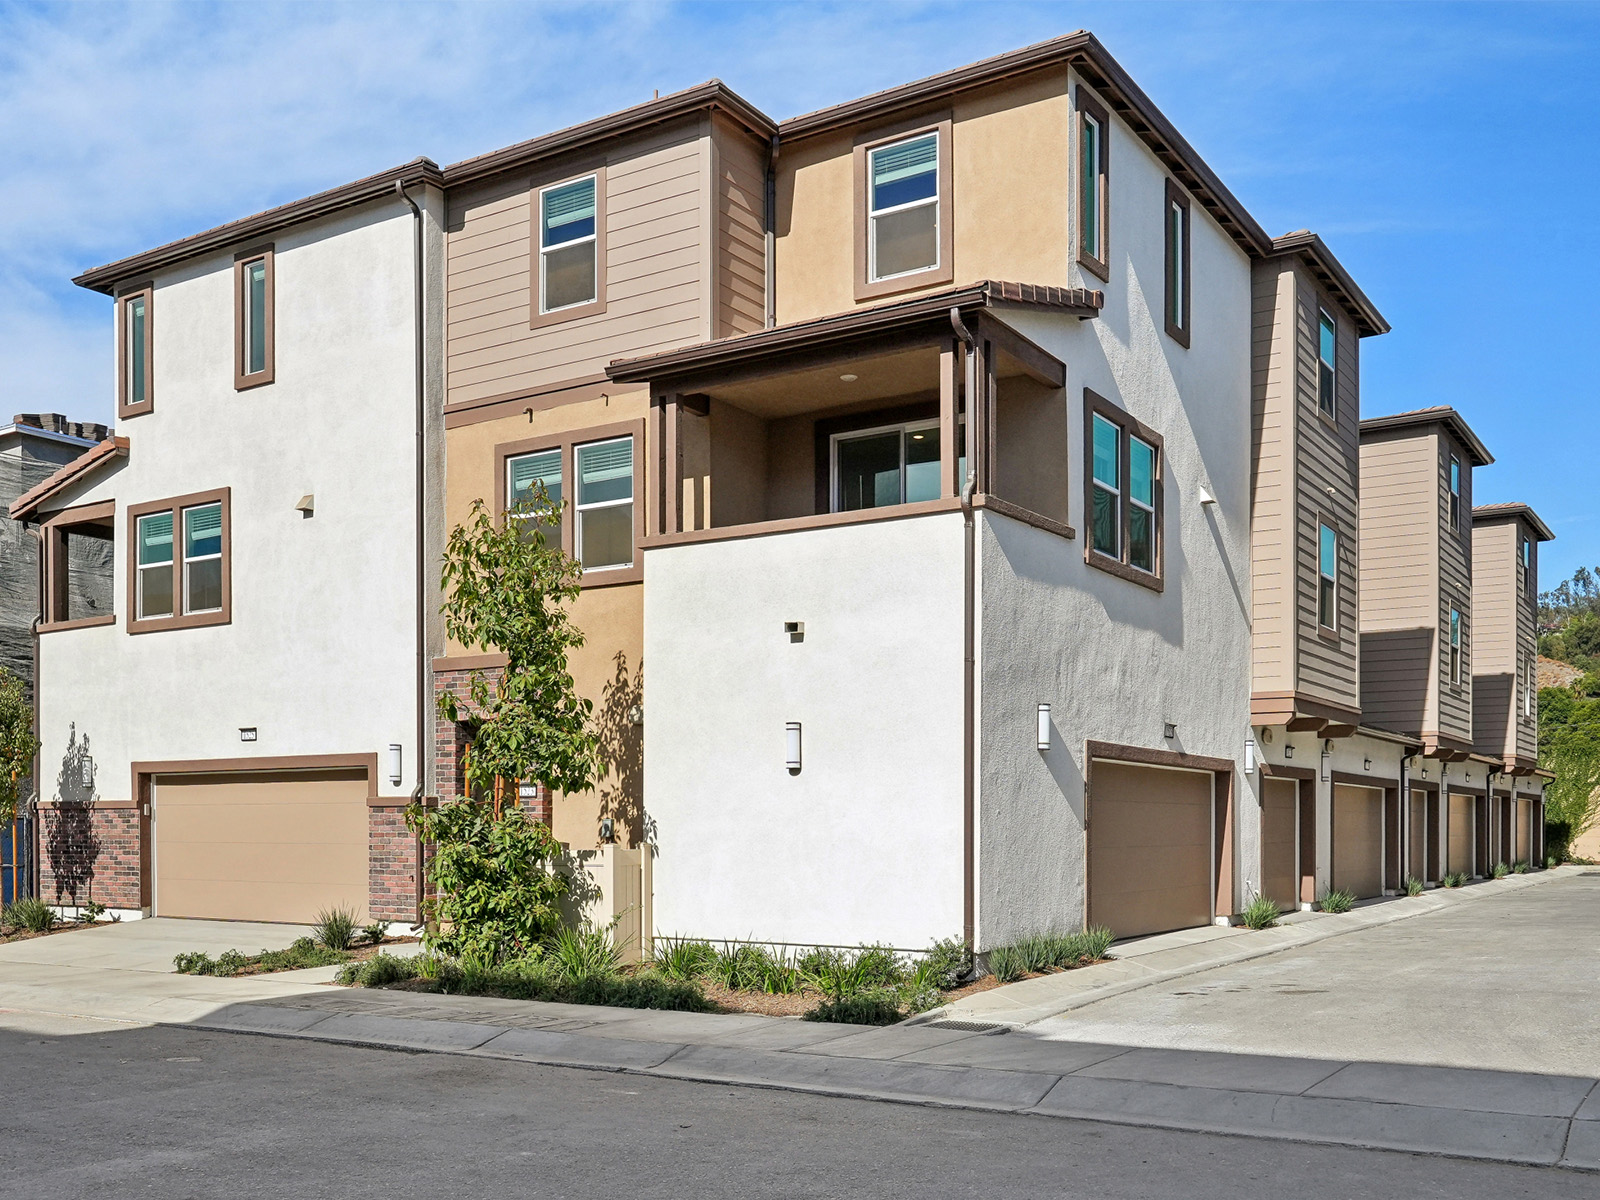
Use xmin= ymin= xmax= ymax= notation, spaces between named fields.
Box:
xmin=1408 ymin=793 xmax=1427 ymax=883
xmin=1515 ymin=799 xmax=1531 ymax=864
xmin=1333 ymin=784 xmax=1383 ymax=899
xmin=1447 ymin=793 xmax=1474 ymax=876
xmin=1088 ymin=761 xmax=1212 ymax=939
xmin=155 ymin=770 xmax=370 ymax=923
xmin=1261 ymin=777 xmax=1298 ymax=910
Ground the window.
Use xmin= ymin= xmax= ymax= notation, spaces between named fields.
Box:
xmin=234 ymin=247 xmax=274 ymax=389
xmin=506 ymin=447 xmax=563 ymax=545
xmin=126 ymin=489 xmax=231 ymax=633
xmin=1449 ymin=606 xmax=1462 ymax=685
xmin=1522 ymin=535 xmax=1534 ymax=597
xmin=1318 ymin=522 xmax=1338 ymax=632
xmin=867 ymin=133 xmax=940 ymax=282
xmin=832 ymin=420 xmax=941 ymax=512
xmin=575 ymin=436 xmax=634 ymax=572
xmin=118 ymin=286 xmax=153 ymax=418
xmin=1164 ymin=180 xmax=1191 ymax=346
xmin=1448 ymin=454 xmax=1461 ymax=531
xmin=1076 ymin=88 xmax=1110 ymax=280
xmin=40 ymin=501 xmax=115 ymax=631
xmin=1317 ymin=310 xmax=1336 ymax=418
xmin=539 ymin=175 xmax=599 ymax=314
xmin=1084 ymin=391 xmax=1163 ymax=589
xmin=1521 ymin=653 xmax=1534 ymax=720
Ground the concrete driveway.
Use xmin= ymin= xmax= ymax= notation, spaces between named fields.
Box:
xmin=1033 ymin=870 xmax=1600 ymax=1077
xmin=0 ymin=916 xmax=312 ymax=973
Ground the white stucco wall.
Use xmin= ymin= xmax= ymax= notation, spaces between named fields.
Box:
xmin=969 ymin=77 xmax=1256 ymax=947
xmin=37 ymin=191 xmax=445 ymax=807
xmin=643 ymin=513 xmax=966 ymax=949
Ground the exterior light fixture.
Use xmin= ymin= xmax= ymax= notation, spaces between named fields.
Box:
xmin=1363 ymin=757 xmax=1372 ymax=771
xmin=1320 ymin=750 xmax=1331 ymax=783
xmin=1284 ymin=744 xmax=1295 ymax=759
xmin=1244 ymin=737 xmax=1257 ymax=772
xmin=785 ymin=722 xmax=802 ymax=774
xmin=1163 ymin=722 xmax=1178 ymax=740
xmin=80 ymin=758 xmax=93 ymax=787
xmin=387 ymin=743 xmax=403 ymax=787
xmin=1198 ymin=486 xmax=1217 ymax=506
xmin=839 ymin=373 xmax=858 ymax=383
xmin=1037 ymin=704 xmax=1051 ymax=752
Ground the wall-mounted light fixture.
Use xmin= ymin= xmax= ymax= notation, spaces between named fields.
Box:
xmin=1284 ymin=743 xmax=1295 ymax=759
xmin=785 ymin=722 xmax=802 ymax=774
xmin=1198 ymin=486 xmax=1217 ymax=507
xmin=1363 ymin=757 xmax=1372 ymax=771
xmin=784 ymin=621 xmax=805 ymax=643
xmin=1244 ymin=737 xmax=1257 ymax=772
xmin=387 ymin=743 xmax=403 ymax=787
xmin=1036 ymin=704 xmax=1051 ymax=752
xmin=80 ymin=758 xmax=93 ymax=788
xmin=295 ymin=494 xmax=315 ymax=518
xmin=1320 ymin=749 xmax=1331 ymax=783
xmin=1163 ymin=722 xmax=1178 ymax=740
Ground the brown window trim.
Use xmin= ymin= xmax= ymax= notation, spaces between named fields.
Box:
xmin=1163 ymin=178 xmax=1190 ymax=348
xmin=1315 ymin=512 xmax=1340 ymax=642
xmin=1082 ymin=389 xmax=1163 ymax=592
xmin=529 ymin=163 xmax=608 ymax=330
xmin=116 ymin=283 xmax=154 ymax=419
xmin=494 ymin=419 xmax=645 ymax=588
xmin=1075 ymin=86 xmax=1111 ymax=283
xmin=812 ymin=401 xmax=939 ymax=514
xmin=234 ymin=245 xmax=275 ymax=390
xmin=40 ymin=499 xmax=117 ymax=633
xmin=853 ymin=113 xmax=954 ymax=303
xmin=1315 ymin=306 xmax=1337 ymax=427
xmin=125 ymin=488 xmax=232 ymax=634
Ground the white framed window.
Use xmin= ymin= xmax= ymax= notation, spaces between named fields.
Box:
xmin=539 ymin=175 xmax=598 ymax=314
xmin=1128 ymin=435 xmax=1156 ymax=573
xmin=1318 ymin=310 xmax=1336 ymax=418
xmin=574 ymin=435 xmax=633 ymax=571
xmin=506 ymin=447 xmax=563 ymax=545
xmin=867 ymin=133 xmax=939 ymax=282
xmin=136 ymin=511 xmax=174 ymax=620
xmin=183 ymin=502 xmax=224 ymax=614
xmin=831 ymin=419 xmax=941 ymax=512
xmin=1449 ymin=606 xmax=1462 ymax=685
xmin=1318 ymin=522 xmax=1338 ymax=630
xmin=1091 ymin=413 xmax=1121 ymax=559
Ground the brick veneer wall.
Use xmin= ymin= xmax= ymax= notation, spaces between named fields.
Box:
xmin=369 ymin=806 xmax=418 ymax=923
xmin=434 ymin=665 xmax=552 ymax=824
xmin=38 ymin=804 xmax=141 ymax=909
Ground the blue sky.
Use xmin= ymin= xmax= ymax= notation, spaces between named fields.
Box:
xmin=2 ymin=1 xmax=1596 ymax=579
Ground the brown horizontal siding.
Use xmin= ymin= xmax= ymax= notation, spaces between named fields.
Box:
xmin=714 ymin=115 xmax=768 ymax=340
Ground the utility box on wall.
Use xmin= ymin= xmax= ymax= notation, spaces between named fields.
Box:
xmin=564 ymin=844 xmax=653 ymax=963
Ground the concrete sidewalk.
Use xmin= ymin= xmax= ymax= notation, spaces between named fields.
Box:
xmin=923 ymin=866 xmax=1583 ymax=1029
xmin=1 ymin=869 xmax=1595 ymax=1171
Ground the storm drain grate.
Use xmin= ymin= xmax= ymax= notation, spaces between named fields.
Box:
xmin=927 ymin=1020 xmax=1010 ymax=1034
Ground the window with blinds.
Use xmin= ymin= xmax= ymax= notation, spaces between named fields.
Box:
xmin=137 ymin=511 xmax=174 ymax=620
xmin=575 ymin=436 xmax=633 ymax=570
xmin=540 ymin=175 xmax=598 ymax=313
xmin=868 ymin=133 xmax=939 ymax=281
xmin=506 ymin=448 xmax=563 ymax=545
xmin=183 ymin=502 xmax=224 ymax=614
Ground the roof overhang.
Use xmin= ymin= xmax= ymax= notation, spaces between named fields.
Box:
xmin=9 ymin=436 xmax=128 ymax=520
xmin=1472 ymin=502 xmax=1555 ymax=542
xmin=607 ymin=281 xmax=1097 ymax=389
xmin=1360 ymin=407 xmax=1494 ymax=468
xmin=779 ymin=31 xmax=1273 ymax=261
xmin=1266 ymin=231 xmax=1388 ymax=337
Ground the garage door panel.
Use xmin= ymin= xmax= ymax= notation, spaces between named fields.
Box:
xmin=1515 ymin=800 xmax=1531 ymax=863
xmin=155 ymin=770 xmax=370 ymax=924
xmin=1332 ymin=784 xmax=1383 ymax=900
xmin=1089 ymin=762 xmax=1213 ymax=940
xmin=1261 ymin=778 xmax=1297 ymax=910
xmin=1447 ymin=794 xmax=1473 ymax=876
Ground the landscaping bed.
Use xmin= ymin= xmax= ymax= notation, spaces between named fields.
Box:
xmin=0 ymin=897 xmax=99 ymax=942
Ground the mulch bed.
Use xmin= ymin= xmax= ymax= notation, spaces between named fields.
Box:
xmin=226 ymin=937 xmax=420 ymax=976
xmin=0 ymin=921 xmax=97 ymax=944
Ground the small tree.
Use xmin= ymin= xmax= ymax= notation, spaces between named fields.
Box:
xmin=0 ymin=667 xmax=36 ymax=825
xmin=409 ymin=488 xmax=602 ymax=960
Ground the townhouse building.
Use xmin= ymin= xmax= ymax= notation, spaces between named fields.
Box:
xmin=13 ymin=162 xmax=447 ymax=923
xmin=22 ymin=29 xmax=1551 ymax=943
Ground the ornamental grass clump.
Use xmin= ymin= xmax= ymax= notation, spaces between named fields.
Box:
xmin=1492 ymin=861 xmax=1510 ymax=879
xmin=650 ymin=936 xmax=718 ymax=981
xmin=1319 ymin=888 xmax=1356 ymax=914
xmin=3 ymin=897 xmax=56 ymax=933
xmin=312 ymin=906 xmax=359 ymax=951
xmin=1403 ymin=875 xmax=1424 ymax=897
xmin=1241 ymin=895 xmax=1281 ymax=930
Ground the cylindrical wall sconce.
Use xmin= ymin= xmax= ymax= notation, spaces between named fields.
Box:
xmin=785 ymin=722 xmax=802 ymax=774
xmin=388 ymin=743 xmax=403 ymax=787
xmin=1036 ymin=704 xmax=1051 ymax=752
xmin=1244 ymin=736 xmax=1257 ymax=773
xmin=1319 ymin=750 xmax=1331 ymax=783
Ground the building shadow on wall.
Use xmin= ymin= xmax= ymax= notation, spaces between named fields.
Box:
xmin=45 ymin=724 xmax=99 ymax=906
xmin=594 ymin=652 xmax=647 ymax=847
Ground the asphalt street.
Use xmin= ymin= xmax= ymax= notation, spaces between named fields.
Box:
xmin=0 ymin=1010 xmax=1591 ymax=1199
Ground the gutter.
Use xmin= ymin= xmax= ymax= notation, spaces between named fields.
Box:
xmin=1398 ymin=750 xmax=1414 ymax=886
xmin=764 ymin=134 xmax=779 ymax=328
xmin=394 ymin=180 xmax=429 ymax=921
xmin=29 ymin=525 xmax=43 ymax=899
xmin=951 ymin=307 xmax=977 ymax=952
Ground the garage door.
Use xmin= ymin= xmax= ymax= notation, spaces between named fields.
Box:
xmin=154 ymin=770 xmax=370 ymax=923
xmin=1332 ymin=784 xmax=1383 ymax=899
xmin=1261 ymin=777 xmax=1298 ymax=910
xmin=1408 ymin=793 xmax=1427 ymax=883
xmin=1088 ymin=761 xmax=1212 ymax=939
xmin=1515 ymin=799 xmax=1531 ymax=864
xmin=1447 ymin=793 xmax=1474 ymax=876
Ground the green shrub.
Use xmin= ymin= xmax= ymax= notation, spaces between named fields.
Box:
xmin=1319 ymin=888 xmax=1356 ymax=914
xmin=1241 ymin=895 xmax=1281 ymax=930
xmin=78 ymin=900 xmax=107 ymax=924
xmin=363 ymin=922 xmax=388 ymax=945
xmin=1492 ymin=861 xmax=1510 ymax=879
xmin=1547 ymin=855 xmax=1559 ymax=870
xmin=338 ymin=952 xmax=423 ymax=987
xmin=919 ymin=937 xmax=972 ymax=989
xmin=3 ymin=897 xmax=56 ymax=933
xmin=427 ymin=957 xmax=711 ymax=1011
xmin=214 ymin=949 xmax=250 ymax=976
xmin=253 ymin=938 xmax=346 ymax=973
xmin=1441 ymin=871 xmax=1465 ymax=888
xmin=1513 ymin=861 xmax=1530 ymax=874
xmin=1081 ymin=927 xmax=1115 ymax=960
xmin=311 ymin=906 xmax=359 ymax=951
xmin=173 ymin=951 xmax=216 ymax=975
xmin=800 ymin=944 xmax=906 ymax=999
xmin=1403 ymin=875 xmax=1424 ymax=897
xmin=805 ymin=989 xmax=904 ymax=1026
xmin=650 ymin=936 xmax=717 ymax=981
xmin=546 ymin=924 xmax=621 ymax=982
xmin=986 ymin=943 xmax=1028 ymax=983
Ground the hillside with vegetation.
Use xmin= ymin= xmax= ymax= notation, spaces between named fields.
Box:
xmin=1537 ymin=566 xmax=1600 ymax=858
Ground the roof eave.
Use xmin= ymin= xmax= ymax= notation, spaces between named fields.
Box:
xmin=1359 ymin=409 xmax=1494 ymax=468
xmin=1472 ymin=503 xmax=1555 ymax=542
xmin=1268 ymin=231 xmax=1389 ymax=337
xmin=8 ymin=436 xmax=129 ymax=520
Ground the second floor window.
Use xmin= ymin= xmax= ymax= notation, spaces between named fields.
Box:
xmin=1091 ymin=414 xmax=1121 ymax=560
xmin=1318 ymin=523 xmax=1338 ymax=631
xmin=136 ymin=511 xmax=174 ymax=619
xmin=1522 ymin=535 xmax=1533 ymax=596
xmin=130 ymin=489 xmax=230 ymax=632
xmin=1449 ymin=606 xmax=1463 ymax=685
xmin=834 ymin=421 xmax=941 ymax=512
xmin=1086 ymin=394 xmax=1163 ymax=586
xmin=184 ymin=503 xmax=224 ymax=614
xmin=540 ymin=175 xmax=599 ymax=313
xmin=575 ymin=436 xmax=633 ymax=571
xmin=507 ymin=448 xmax=563 ymax=545
xmin=1317 ymin=310 xmax=1336 ymax=418
xmin=234 ymin=248 xmax=274 ymax=389
xmin=1076 ymin=88 xmax=1110 ymax=279
xmin=1163 ymin=181 xmax=1190 ymax=346
xmin=868 ymin=134 xmax=939 ymax=282
xmin=119 ymin=287 xmax=153 ymax=418
xmin=1448 ymin=455 xmax=1461 ymax=530
xmin=1523 ymin=654 xmax=1535 ymax=719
